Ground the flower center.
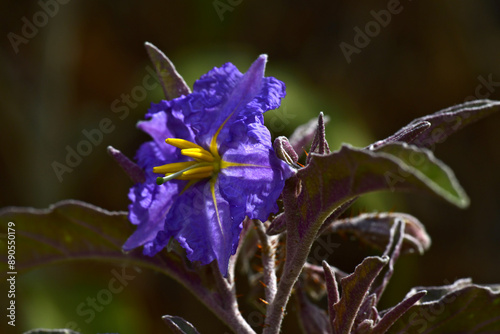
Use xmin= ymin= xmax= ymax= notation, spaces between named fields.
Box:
xmin=153 ymin=138 xmax=220 ymax=185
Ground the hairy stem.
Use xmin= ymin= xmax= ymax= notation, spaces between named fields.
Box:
xmin=211 ymin=262 xmax=256 ymax=334
xmin=263 ymin=177 xmax=327 ymax=334
xmin=254 ymin=219 xmax=278 ymax=305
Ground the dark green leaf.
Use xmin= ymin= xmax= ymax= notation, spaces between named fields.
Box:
xmin=163 ymin=315 xmax=201 ymax=334
xmin=144 ymin=42 xmax=191 ymax=100
xmin=388 ymin=279 xmax=500 ymax=333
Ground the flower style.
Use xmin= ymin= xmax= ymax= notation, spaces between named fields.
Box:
xmin=123 ymin=55 xmax=295 ymax=275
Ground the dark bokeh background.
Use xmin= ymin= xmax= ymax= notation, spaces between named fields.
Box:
xmin=1 ymin=1 xmax=500 ymax=333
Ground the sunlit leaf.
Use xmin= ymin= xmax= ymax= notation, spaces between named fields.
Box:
xmin=288 ymin=144 xmax=467 ymax=244
xmin=377 ymin=142 xmax=469 ymax=208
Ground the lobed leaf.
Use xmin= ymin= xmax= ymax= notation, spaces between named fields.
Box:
xmin=332 ymin=256 xmax=389 ymax=334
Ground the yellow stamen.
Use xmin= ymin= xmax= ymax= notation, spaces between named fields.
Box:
xmin=181 ymin=165 xmax=214 ymax=176
xmin=153 ymin=161 xmax=197 ymax=174
xmin=220 ymin=161 xmax=269 ymax=169
xmin=181 ymin=148 xmax=215 ymax=162
xmin=165 ymin=138 xmax=204 ymax=150
xmin=177 ymin=170 xmax=214 ymax=180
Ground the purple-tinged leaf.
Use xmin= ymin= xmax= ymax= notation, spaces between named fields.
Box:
xmin=144 ymin=42 xmax=191 ymax=100
xmin=274 ymin=136 xmax=299 ymax=166
xmin=332 ymin=256 xmax=389 ymax=334
xmin=371 ymin=291 xmax=426 ymax=334
xmin=353 ymin=221 xmax=405 ymax=330
xmin=322 ymin=212 xmax=431 ymax=255
xmin=307 ymin=112 xmax=330 ymax=164
xmin=322 ymin=261 xmax=340 ymax=326
xmin=368 ymin=121 xmax=431 ymax=150
xmin=107 ymin=146 xmax=146 ymax=183
xmin=377 ymin=142 xmax=469 ymax=208
xmin=354 ymin=319 xmax=376 ymax=334
xmin=163 ymin=315 xmax=201 ymax=334
xmin=0 ymin=200 xmax=191 ymax=281
xmin=266 ymin=213 xmax=287 ymax=236
xmin=289 ymin=114 xmax=330 ymax=156
xmin=354 ymin=293 xmax=379 ymax=330
xmin=388 ymin=279 xmax=500 ymax=333
xmin=370 ymin=99 xmax=500 ymax=150
xmin=295 ymin=286 xmax=331 ymax=334
xmin=307 ymin=262 xmax=348 ymax=281
xmin=292 ymin=144 xmax=465 ymax=243
xmin=370 ymin=220 xmax=405 ymax=303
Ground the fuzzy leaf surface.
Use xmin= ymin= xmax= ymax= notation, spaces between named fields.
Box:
xmin=388 ymin=280 xmax=500 ymax=333
xmin=323 ymin=212 xmax=431 ymax=255
xmin=0 ymin=200 xmax=189 ymax=280
xmin=370 ymin=99 xmax=500 ymax=149
xmin=293 ymin=144 xmax=466 ymax=241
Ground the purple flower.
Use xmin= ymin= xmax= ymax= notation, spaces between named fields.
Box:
xmin=123 ymin=55 xmax=295 ymax=276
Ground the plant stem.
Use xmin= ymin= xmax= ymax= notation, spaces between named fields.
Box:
xmin=254 ymin=219 xmax=278 ymax=305
xmin=263 ymin=176 xmax=327 ymax=334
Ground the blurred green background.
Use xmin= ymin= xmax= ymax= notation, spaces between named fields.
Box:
xmin=1 ymin=0 xmax=500 ymax=333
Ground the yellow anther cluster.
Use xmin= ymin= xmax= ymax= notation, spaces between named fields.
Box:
xmin=153 ymin=138 xmax=219 ymax=185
